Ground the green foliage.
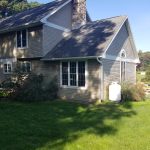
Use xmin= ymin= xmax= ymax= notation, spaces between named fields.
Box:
xmin=0 ymin=69 xmax=58 ymax=101
xmin=0 ymin=0 xmax=41 ymax=18
xmin=121 ymin=82 xmax=145 ymax=101
xmin=137 ymin=50 xmax=150 ymax=71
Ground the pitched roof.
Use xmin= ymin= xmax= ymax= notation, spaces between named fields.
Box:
xmin=43 ymin=16 xmax=127 ymax=60
xmin=0 ymin=0 xmax=69 ymax=33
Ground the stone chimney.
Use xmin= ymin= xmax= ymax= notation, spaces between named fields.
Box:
xmin=72 ymin=0 xmax=86 ymax=29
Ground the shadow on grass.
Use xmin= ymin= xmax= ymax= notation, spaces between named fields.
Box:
xmin=0 ymin=101 xmax=136 ymax=150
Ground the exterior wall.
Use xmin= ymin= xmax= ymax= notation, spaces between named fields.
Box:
xmin=102 ymin=59 xmax=120 ymax=99
xmin=0 ymin=60 xmax=16 ymax=82
xmin=17 ymin=25 xmax=43 ymax=58
xmin=0 ymin=25 xmax=43 ymax=59
xmin=42 ymin=25 xmax=65 ymax=56
xmin=106 ymin=23 xmax=136 ymax=60
xmin=0 ymin=32 xmax=16 ymax=58
xmin=30 ymin=59 xmax=101 ymax=102
xmin=47 ymin=2 xmax=72 ymax=29
xmin=59 ymin=59 xmax=101 ymax=102
xmin=102 ymin=59 xmax=137 ymax=99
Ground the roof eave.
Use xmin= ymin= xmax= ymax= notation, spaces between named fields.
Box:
xmin=0 ymin=22 xmax=42 ymax=34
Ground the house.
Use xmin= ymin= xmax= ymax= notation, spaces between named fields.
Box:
xmin=0 ymin=0 xmax=139 ymax=102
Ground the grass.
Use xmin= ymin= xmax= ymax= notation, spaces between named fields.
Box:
xmin=0 ymin=100 xmax=150 ymax=150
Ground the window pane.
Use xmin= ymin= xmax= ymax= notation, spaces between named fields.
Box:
xmin=17 ymin=31 xmax=21 ymax=47
xmin=121 ymin=61 xmax=125 ymax=81
xmin=62 ymin=62 xmax=68 ymax=85
xmin=22 ymin=30 xmax=27 ymax=47
xmin=70 ymin=62 xmax=76 ymax=86
xmin=78 ymin=61 xmax=85 ymax=87
xmin=21 ymin=62 xmax=31 ymax=73
xmin=4 ymin=64 xmax=7 ymax=73
xmin=7 ymin=64 xmax=12 ymax=73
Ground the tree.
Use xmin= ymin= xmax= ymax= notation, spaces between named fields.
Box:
xmin=137 ymin=50 xmax=150 ymax=71
xmin=0 ymin=0 xmax=41 ymax=18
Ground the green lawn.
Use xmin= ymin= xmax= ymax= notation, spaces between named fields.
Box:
xmin=0 ymin=100 xmax=150 ymax=150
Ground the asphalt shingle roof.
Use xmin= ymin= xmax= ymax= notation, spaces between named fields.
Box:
xmin=0 ymin=0 xmax=68 ymax=33
xmin=43 ymin=16 xmax=127 ymax=60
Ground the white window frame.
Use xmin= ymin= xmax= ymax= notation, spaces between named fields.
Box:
xmin=120 ymin=49 xmax=126 ymax=83
xmin=3 ymin=62 xmax=12 ymax=74
xmin=20 ymin=61 xmax=32 ymax=73
xmin=16 ymin=29 xmax=28 ymax=49
xmin=60 ymin=61 xmax=88 ymax=90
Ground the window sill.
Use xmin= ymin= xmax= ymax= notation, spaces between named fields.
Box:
xmin=3 ymin=72 xmax=12 ymax=75
xmin=60 ymin=85 xmax=87 ymax=90
xmin=17 ymin=47 xmax=28 ymax=50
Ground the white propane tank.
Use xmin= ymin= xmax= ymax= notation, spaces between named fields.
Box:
xmin=109 ymin=82 xmax=121 ymax=102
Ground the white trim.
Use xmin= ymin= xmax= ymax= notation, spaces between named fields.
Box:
xmin=41 ymin=0 xmax=71 ymax=32
xmin=3 ymin=62 xmax=13 ymax=74
xmin=0 ymin=58 xmax=16 ymax=63
xmin=102 ymin=16 xmax=128 ymax=57
xmin=97 ymin=57 xmax=104 ymax=100
xmin=44 ymin=22 xmax=70 ymax=32
xmin=60 ymin=60 xmax=88 ymax=90
xmin=42 ymin=56 xmax=96 ymax=61
xmin=41 ymin=0 xmax=71 ymax=22
xmin=103 ymin=54 xmax=140 ymax=63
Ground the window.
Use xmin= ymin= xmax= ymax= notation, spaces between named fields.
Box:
xmin=20 ymin=61 xmax=31 ymax=73
xmin=3 ymin=63 xmax=12 ymax=74
xmin=17 ymin=30 xmax=27 ymax=48
xmin=61 ymin=61 xmax=86 ymax=87
xmin=121 ymin=61 xmax=126 ymax=82
xmin=120 ymin=50 xmax=126 ymax=82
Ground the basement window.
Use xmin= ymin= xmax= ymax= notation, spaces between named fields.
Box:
xmin=3 ymin=63 xmax=12 ymax=74
xmin=17 ymin=30 xmax=27 ymax=48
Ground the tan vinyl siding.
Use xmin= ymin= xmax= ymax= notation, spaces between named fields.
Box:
xmin=0 ymin=25 xmax=43 ymax=59
xmin=17 ymin=26 xmax=43 ymax=58
xmin=59 ymin=59 xmax=101 ymax=102
xmin=0 ymin=32 xmax=16 ymax=58
xmin=30 ymin=59 xmax=101 ymax=102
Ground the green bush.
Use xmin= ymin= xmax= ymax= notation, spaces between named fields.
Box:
xmin=1 ymin=73 xmax=58 ymax=101
xmin=121 ymin=82 xmax=145 ymax=102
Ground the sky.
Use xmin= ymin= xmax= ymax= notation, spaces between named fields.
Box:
xmin=28 ymin=0 xmax=150 ymax=52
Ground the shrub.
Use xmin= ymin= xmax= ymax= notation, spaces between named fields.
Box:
xmin=121 ymin=82 xmax=145 ymax=102
xmin=1 ymin=73 xmax=58 ymax=101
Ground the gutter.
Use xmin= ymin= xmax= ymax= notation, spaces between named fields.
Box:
xmin=97 ymin=56 xmax=104 ymax=101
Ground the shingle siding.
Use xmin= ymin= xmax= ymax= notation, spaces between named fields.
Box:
xmin=103 ymin=59 xmax=121 ymax=99
xmin=106 ymin=23 xmax=136 ymax=59
xmin=47 ymin=2 xmax=72 ymax=29
xmin=43 ymin=25 xmax=64 ymax=56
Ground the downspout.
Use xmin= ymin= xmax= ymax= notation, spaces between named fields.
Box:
xmin=97 ymin=56 xmax=104 ymax=101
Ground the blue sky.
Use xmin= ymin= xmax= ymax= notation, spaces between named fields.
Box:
xmin=28 ymin=0 xmax=150 ymax=52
